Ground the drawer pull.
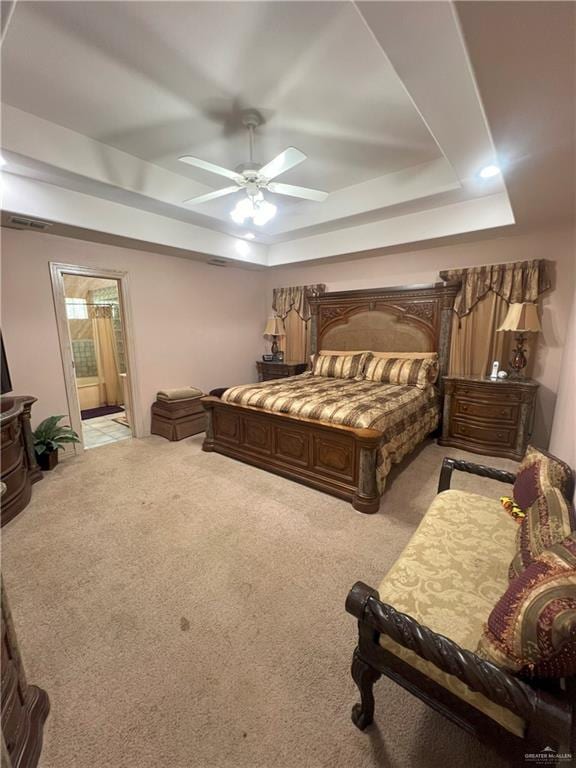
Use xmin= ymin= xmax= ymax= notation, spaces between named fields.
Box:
xmin=461 ymin=404 xmax=468 ymax=412
xmin=497 ymin=432 xmax=504 ymax=439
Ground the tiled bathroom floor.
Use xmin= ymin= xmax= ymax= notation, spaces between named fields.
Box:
xmin=82 ymin=412 xmax=131 ymax=449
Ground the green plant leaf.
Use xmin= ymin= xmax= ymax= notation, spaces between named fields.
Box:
xmin=33 ymin=415 xmax=79 ymax=449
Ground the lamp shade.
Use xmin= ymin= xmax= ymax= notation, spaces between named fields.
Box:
xmin=497 ymin=302 xmax=542 ymax=333
xmin=263 ymin=316 xmax=285 ymax=337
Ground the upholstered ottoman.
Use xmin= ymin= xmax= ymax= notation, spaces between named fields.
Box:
xmin=151 ymin=387 xmax=207 ymax=441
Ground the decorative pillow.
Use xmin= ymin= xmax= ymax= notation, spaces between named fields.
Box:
xmin=310 ymin=352 xmax=369 ymax=380
xmin=508 ymin=487 xmax=576 ymax=580
xmin=363 ymin=356 xmax=438 ymax=389
xmin=369 ymin=351 xmax=438 ymax=360
xmin=477 ymin=534 xmax=576 ymax=678
xmin=513 ymin=445 xmax=574 ymax=511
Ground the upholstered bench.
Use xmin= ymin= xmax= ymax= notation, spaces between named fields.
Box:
xmin=151 ymin=387 xmax=207 ymax=441
xmin=346 ymin=449 xmax=575 ymax=764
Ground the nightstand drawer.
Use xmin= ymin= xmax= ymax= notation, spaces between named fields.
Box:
xmin=264 ymin=366 xmax=288 ymax=376
xmin=451 ymin=419 xmax=517 ymax=448
xmin=454 ymin=383 xmax=521 ymax=403
xmin=454 ymin=399 xmax=519 ymax=423
xmin=256 ymin=361 xmax=307 ymax=382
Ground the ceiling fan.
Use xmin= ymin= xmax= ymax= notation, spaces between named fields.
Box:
xmin=179 ymin=109 xmax=328 ymax=226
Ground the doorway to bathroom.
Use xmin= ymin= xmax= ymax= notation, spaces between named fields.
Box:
xmin=50 ymin=263 xmax=141 ymax=452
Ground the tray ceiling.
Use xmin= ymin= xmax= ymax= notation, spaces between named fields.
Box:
xmin=3 ymin=1 xmax=564 ymax=266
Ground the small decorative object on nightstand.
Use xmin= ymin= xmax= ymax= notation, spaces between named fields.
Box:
xmin=439 ymin=375 xmax=539 ymax=460
xmin=263 ymin=315 xmax=285 ymax=359
xmin=497 ymin=302 xmax=541 ymax=378
xmin=256 ymin=360 xmax=307 ymax=382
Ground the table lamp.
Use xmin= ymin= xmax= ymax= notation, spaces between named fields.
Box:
xmin=263 ymin=316 xmax=285 ymax=357
xmin=497 ymin=302 xmax=541 ymax=377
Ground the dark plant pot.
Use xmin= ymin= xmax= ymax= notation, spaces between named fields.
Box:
xmin=37 ymin=450 xmax=59 ymax=472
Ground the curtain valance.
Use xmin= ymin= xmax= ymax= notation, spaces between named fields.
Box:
xmin=88 ymin=304 xmax=113 ymax=320
xmin=440 ymin=260 xmax=551 ymax=318
xmin=272 ymin=284 xmax=326 ymax=321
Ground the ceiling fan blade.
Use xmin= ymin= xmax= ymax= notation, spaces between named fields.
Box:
xmin=259 ymin=147 xmax=307 ymax=181
xmin=267 ymin=182 xmax=328 ymax=202
xmin=178 ymin=155 xmax=243 ymax=182
xmin=183 ymin=186 xmax=240 ymax=205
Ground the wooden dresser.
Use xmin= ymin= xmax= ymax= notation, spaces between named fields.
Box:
xmin=1 ymin=396 xmax=42 ymax=527
xmin=439 ymin=375 xmax=538 ymax=460
xmin=1 ymin=573 xmax=49 ymax=768
xmin=256 ymin=360 xmax=307 ymax=382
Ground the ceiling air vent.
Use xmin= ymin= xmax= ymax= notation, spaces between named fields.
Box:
xmin=207 ymin=258 xmax=227 ymax=267
xmin=7 ymin=216 xmax=53 ymax=231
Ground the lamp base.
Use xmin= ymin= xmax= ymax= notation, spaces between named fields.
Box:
xmin=508 ymin=333 xmax=528 ymax=378
xmin=271 ymin=337 xmax=279 ymax=356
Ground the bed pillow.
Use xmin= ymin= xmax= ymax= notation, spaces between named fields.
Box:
xmin=370 ymin=351 xmax=438 ymax=361
xmin=477 ymin=534 xmax=576 ymax=679
xmin=319 ymin=350 xmax=437 ymax=360
xmin=508 ymin=486 xmax=575 ymax=580
xmin=310 ymin=352 xmax=370 ymax=380
xmin=363 ymin=356 xmax=438 ymax=389
xmin=513 ymin=445 xmax=574 ymax=511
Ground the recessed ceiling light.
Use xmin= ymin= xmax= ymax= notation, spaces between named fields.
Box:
xmin=243 ymin=232 xmax=256 ymax=240
xmin=478 ymin=164 xmax=501 ymax=179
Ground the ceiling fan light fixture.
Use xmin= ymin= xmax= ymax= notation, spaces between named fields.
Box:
xmin=230 ymin=194 xmax=276 ymax=226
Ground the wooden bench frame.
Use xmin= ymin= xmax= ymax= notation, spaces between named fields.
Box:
xmin=346 ymin=457 xmax=576 ymax=764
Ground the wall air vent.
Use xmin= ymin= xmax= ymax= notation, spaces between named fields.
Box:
xmin=207 ymin=258 xmax=227 ymax=267
xmin=7 ymin=216 xmax=53 ymax=231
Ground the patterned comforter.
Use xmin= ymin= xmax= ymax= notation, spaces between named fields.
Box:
xmin=222 ymin=375 xmax=439 ymax=493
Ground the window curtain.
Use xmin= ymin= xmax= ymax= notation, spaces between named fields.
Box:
xmin=89 ymin=303 xmax=123 ymax=405
xmin=272 ymin=284 xmax=325 ymax=362
xmin=441 ymin=260 xmax=551 ymax=376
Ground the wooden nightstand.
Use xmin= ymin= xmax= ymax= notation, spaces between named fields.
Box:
xmin=438 ymin=375 xmax=539 ymax=460
xmin=256 ymin=360 xmax=307 ymax=382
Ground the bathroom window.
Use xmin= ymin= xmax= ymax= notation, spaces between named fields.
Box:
xmin=65 ymin=298 xmax=89 ymax=320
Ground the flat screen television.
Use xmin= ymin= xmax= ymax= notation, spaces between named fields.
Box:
xmin=1 ymin=333 xmax=13 ymax=395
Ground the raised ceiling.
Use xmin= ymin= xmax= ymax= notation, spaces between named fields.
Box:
xmin=1 ymin=1 xmax=572 ymax=267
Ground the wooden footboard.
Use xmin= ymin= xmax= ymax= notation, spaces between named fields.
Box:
xmin=201 ymin=396 xmax=383 ymax=513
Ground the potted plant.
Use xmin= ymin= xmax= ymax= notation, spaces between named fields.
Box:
xmin=33 ymin=415 xmax=81 ymax=471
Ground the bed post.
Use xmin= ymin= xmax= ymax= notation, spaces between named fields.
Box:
xmin=353 ymin=437 xmax=381 ymax=514
xmin=309 ymin=302 xmax=319 ymax=356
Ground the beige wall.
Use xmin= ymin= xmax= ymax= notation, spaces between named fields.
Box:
xmin=265 ymin=228 xmax=575 ymax=447
xmin=2 ymin=225 xmax=573 ymax=451
xmin=1 ymin=228 xmax=267 ymax=433
xmin=550 ymin=281 xmax=576 ymax=474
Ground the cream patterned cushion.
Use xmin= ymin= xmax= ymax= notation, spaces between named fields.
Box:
xmin=378 ymin=489 xmax=523 ymax=736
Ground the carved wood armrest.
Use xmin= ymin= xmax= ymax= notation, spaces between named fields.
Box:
xmin=346 ymin=582 xmax=571 ymax=735
xmin=437 ymin=457 xmax=516 ymax=494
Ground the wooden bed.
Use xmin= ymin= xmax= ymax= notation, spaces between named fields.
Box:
xmin=202 ymin=282 xmax=459 ymax=513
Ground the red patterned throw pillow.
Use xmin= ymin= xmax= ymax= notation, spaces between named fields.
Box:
xmin=478 ymin=534 xmax=576 ymax=678
xmin=508 ymin=487 xmax=576 ymax=580
xmin=513 ymin=445 xmax=574 ymax=511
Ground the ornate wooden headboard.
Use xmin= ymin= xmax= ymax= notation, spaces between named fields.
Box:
xmin=308 ymin=282 xmax=460 ymax=380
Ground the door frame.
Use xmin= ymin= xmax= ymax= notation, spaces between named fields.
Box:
xmin=49 ymin=262 xmax=143 ymax=451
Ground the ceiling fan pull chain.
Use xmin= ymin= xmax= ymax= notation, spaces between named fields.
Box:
xmin=249 ymin=124 xmax=255 ymax=163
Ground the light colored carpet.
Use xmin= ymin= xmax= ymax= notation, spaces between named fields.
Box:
xmin=2 ymin=436 xmax=519 ymax=768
